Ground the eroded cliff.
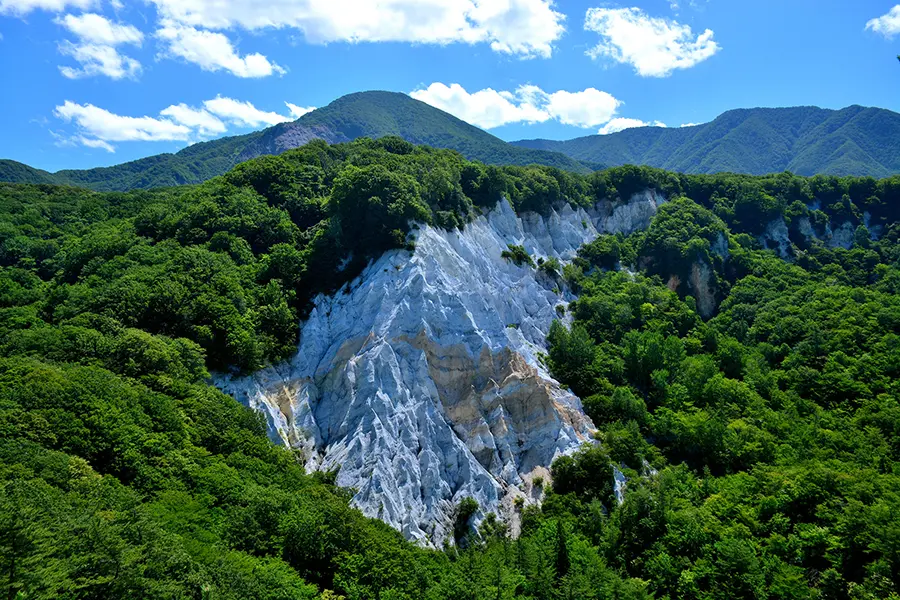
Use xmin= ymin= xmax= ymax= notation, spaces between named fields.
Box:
xmin=217 ymin=192 xmax=664 ymax=545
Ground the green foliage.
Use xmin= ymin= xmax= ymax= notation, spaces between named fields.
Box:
xmin=0 ymin=92 xmax=592 ymax=192
xmin=515 ymin=105 xmax=900 ymax=177
xmin=538 ymin=257 xmax=561 ymax=277
xmin=4 ymin=137 xmax=900 ymax=600
xmin=330 ymin=164 xmax=430 ymax=254
xmin=544 ymin=184 xmax=900 ymax=599
xmin=501 ymin=245 xmax=535 ymax=268
xmin=454 ymin=498 xmax=479 ymax=547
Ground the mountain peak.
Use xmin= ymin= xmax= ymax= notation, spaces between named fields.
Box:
xmin=0 ymin=90 xmax=589 ymax=192
xmin=512 ymin=105 xmax=900 ymax=178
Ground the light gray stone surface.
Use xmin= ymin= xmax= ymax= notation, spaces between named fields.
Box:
xmin=217 ymin=193 xmax=663 ymax=545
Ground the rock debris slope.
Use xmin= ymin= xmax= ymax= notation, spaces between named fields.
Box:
xmin=217 ymin=192 xmax=664 ymax=545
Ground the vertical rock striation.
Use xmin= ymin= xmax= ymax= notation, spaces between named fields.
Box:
xmin=217 ymin=192 xmax=664 ymax=545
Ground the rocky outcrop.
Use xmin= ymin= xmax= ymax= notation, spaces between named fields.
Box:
xmin=761 ymin=216 xmax=861 ymax=259
xmin=688 ymin=260 xmax=718 ymax=319
xmin=216 ymin=193 xmax=664 ymax=545
xmin=236 ymin=123 xmax=349 ymax=162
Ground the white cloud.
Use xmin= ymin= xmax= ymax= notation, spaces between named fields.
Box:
xmin=159 ymin=103 xmax=227 ymax=136
xmin=148 ymin=0 xmax=565 ymax=58
xmin=410 ymin=82 xmax=621 ymax=129
xmin=58 ymin=41 xmax=141 ymax=78
xmin=55 ymin=13 xmax=142 ymax=79
xmin=156 ymin=20 xmax=285 ymax=78
xmin=78 ymin=136 xmax=115 ymax=152
xmin=53 ymin=96 xmax=297 ymax=151
xmin=680 ymin=122 xmax=700 ymax=127
xmin=540 ymin=87 xmax=621 ymax=128
xmin=203 ymin=96 xmax=293 ymax=127
xmin=0 ymin=0 xmax=94 ymax=15
xmin=55 ymin=12 xmax=142 ymax=45
xmin=598 ymin=117 xmax=666 ymax=135
xmin=866 ymin=5 xmax=900 ymax=38
xmin=285 ymin=102 xmax=315 ymax=118
xmin=585 ymin=7 xmax=719 ymax=77
xmin=410 ymin=82 xmax=548 ymax=129
xmin=54 ymin=100 xmax=192 ymax=145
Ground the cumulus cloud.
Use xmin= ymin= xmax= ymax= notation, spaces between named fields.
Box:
xmin=54 ymin=100 xmax=192 ymax=145
xmin=285 ymin=102 xmax=316 ymax=118
xmin=56 ymin=12 xmax=142 ymax=44
xmin=598 ymin=117 xmax=666 ymax=135
xmin=58 ymin=40 xmax=141 ymax=78
xmin=0 ymin=0 xmax=94 ymax=15
xmin=148 ymin=0 xmax=566 ymax=58
xmin=53 ymin=96 xmax=299 ymax=151
xmin=539 ymin=87 xmax=621 ymax=128
xmin=410 ymin=83 xmax=548 ymax=129
xmin=202 ymin=96 xmax=292 ymax=127
xmin=159 ymin=103 xmax=227 ymax=136
xmin=78 ymin=136 xmax=115 ymax=152
xmin=410 ymin=82 xmax=621 ymax=129
xmin=585 ymin=7 xmax=719 ymax=77
xmin=156 ymin=20 xmax=285 ymax=78
xmin=55 ymin=13 xmax=142 ymax=79
xmin=866 ymin=5 xmax=900 ymax=38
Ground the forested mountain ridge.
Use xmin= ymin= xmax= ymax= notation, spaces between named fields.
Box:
xmin=0 ymin=131 xmax=264 ymax=191
xmin=0 ymin=91 xmax=590 ymax=192
xmin=6 ymin=100 xmax=900 ymax=194
xmin=514 ymin=104 xmax=900 ymax=177
xmin=234 ymin=91 xmax=593 ymax=173
xmin=2 ymin=138 xmax=900 ymax=599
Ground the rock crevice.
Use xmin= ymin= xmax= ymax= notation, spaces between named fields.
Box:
xmin=217 ymin=193 xmax=662 ymax=544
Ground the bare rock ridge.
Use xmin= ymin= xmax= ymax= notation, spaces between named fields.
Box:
xmin=216 ymin=191 xmax=665 ymax=545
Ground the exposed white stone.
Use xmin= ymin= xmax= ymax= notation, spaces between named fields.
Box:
xmin=216 ymin=193 xmax=663 ymax=545
xmin=613 ymin=466 xmax=627 ymax=506
xmin=688 ymin=260 xmax=717 ymax=319
xmin=711 ymin=232 xmax=730 ymax=260
xmin=759 ymin=219 xmax=793 ymax=259
xmin=761 ymin=216 xmax=859 ymax=257
xmin=828 ymin=221 xmax=855 ymax=249
xmin=863 ymin=211 xmax=883 ymax=240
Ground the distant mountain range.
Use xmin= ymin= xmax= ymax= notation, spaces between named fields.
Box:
xmin=3 ymin=94 xmax=900 ymax=192
xmin=0 ymin=92 xmax=591 ymax=192
xmin=513 ymin=105 xmax=900 ymax=178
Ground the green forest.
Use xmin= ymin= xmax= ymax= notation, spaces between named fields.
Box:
xmin=0 ymin=91 xmax=591 ymax=193
xmin=1 ymin=136 xmax=899 ymax=599
xmin=513 ymin=104 xmax=900 ymax=178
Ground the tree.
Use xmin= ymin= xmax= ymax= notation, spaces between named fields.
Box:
xmin=555 ymin=520 xmax=570 ymax=583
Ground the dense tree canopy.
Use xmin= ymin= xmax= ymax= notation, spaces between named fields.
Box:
xmin=1 ymin=137 xmax=900 ymax=598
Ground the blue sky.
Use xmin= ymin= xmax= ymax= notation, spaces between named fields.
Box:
xmin=1 ymin=0 xmax=899 ymax=172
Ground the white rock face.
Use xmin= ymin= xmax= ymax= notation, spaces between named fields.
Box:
xmin=613 ymin=466 xmax=627 ymax=506
xmin=759 ymin=219 xmax=793 ymax=258
xmin=217 ymin=192 xmax=664 ymax=545
xmin=761 ymin=217 xmax=858 ymax=258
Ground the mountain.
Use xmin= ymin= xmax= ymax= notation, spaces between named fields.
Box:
xmin=513 ymin=105 xmax=900 ymax=178
xmin=9 ymin=100 xmax=900 ymax=193
xmin=3 ymin=137 xmax=900 ymax=596
xmin=0 ymin=91 xmax=590 ymax=192
xmin=234 ymin=91 xmax=593 ymax=173
xmin=0 ymin=131 xmax=265 ymax=192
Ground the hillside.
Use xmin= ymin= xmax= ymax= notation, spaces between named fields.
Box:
xmin=514 ymin=105 xmax=900 ymax=177
xmin=0 ymin=131 xmax=264 ymax=192
xmin=2 ymin=138 xmax=900 ymax=598
xmin=235 ymin=91 xmax=593 ymax=172
xmin=0 ymin=91 xmax=590 ymax=192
